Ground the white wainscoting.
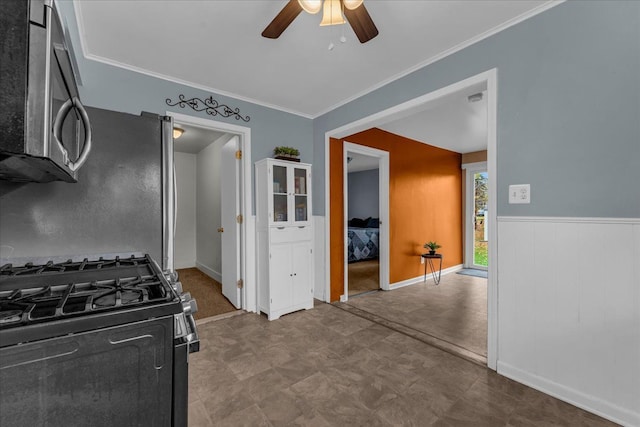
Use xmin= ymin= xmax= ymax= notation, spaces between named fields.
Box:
xmin=313 ymin=216 xmax=326 ymax=301
xmin=497 ymin=216 xmax=640 ymax=426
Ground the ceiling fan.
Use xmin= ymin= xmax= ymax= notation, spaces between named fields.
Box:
xmin=262 ymin=0 xmax=379 ymax=44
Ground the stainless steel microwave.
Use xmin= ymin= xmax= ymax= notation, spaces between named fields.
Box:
xmin=0 ymin=0 xmax=91 ymax=183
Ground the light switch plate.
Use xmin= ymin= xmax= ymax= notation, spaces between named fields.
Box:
xmin=509 ymin=184 xmax=531 ymax=204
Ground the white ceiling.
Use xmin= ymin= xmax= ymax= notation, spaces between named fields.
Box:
xmin=377 ymin=81 xmax=488 ymax=153
xmin=173 ymin=123 xmax=226 ymax=154
xmin=347 ymin=152 xmax=379 ymax=173
xmin=74 ymin=0 xmax=556 ymax=119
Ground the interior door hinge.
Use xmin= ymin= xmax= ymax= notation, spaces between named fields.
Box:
xmin=237 ymin=279 xmax=243 ymax=289
xmin=236 ymin=214 xmax=243 ymax=224
xmin=235 ymin=150 xmax=242 ymax=160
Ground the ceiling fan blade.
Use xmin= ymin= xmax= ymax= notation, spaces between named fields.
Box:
xmin=342 ymin=1 xmax=379 ymax=43
xmin=262 ymin=0 xmax=304 ymax=39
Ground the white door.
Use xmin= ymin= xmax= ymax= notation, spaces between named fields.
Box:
xmin=221 ymin=136 xmax=241 ymax=308
xmin=292 ymin=241 xmax=312 ymax=306
xmin=269 ymin=244 xmax=292 ymax=312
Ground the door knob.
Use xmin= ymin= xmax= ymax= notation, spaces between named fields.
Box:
xmin=217 ymin=227 xmax=224 ymax=233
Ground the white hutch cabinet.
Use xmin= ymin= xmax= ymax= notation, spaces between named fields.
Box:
xmin=255 ymin=158 xmax=313 ymax=320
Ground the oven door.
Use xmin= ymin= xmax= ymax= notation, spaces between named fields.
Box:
xmin=0 ymin=317 xmax=174 ymax=427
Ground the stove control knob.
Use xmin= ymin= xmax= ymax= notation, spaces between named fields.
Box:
xmin=181 ymin=292 xmax=198 ymax=315
xmin=188 ymin=298 xmax=198 ymax=315
xmin=172 ymin=280 xmax=183 ymax=294
xmin=182 ymin=298 xmax=198 ymax=315
xmin=164 ymin=270 xmax=179 ymax=282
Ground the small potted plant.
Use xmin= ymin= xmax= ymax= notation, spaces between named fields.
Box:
xmin=423 ymin=241 xmax=441 ymax=255
xmin=274 ymin=146 xmax=300 ymax=162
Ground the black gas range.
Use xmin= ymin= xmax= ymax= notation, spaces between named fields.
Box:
xmin=0 ymin=254 xmax=199 ymax=427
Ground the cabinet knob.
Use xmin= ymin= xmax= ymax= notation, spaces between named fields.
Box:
xmin=217 ymin=227 xmax=224 ymax=233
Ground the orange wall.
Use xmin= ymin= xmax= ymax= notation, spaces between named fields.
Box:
xmin=329 ymin=128 xmax=462 ymax=302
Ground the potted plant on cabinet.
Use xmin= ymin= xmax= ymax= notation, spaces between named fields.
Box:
xmin=274 ymin=146 xmax=300 ymax=162
xmin=423 ymin=241 xmax=441 ymax=255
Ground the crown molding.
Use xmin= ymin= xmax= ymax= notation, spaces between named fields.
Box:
xmin=72 ymin=0 xmax=563 ymax=120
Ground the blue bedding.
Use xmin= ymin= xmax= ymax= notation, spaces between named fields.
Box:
xmin=348 ymin=227 xmax=379 ymax=262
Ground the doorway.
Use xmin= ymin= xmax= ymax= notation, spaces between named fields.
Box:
xmin=168 ymin=112 xmax=254 ymax=319
xmin=326 ymin=69 xmax=497 ymax=369
xmin=343 ymin=142 xmax=390 ymax=301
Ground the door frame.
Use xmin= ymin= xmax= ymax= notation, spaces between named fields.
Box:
xmin=342 ymin=143 xmax=390 ymax=301
xmin=220 ymin=136 xmax=242 ymax=308
xmin=324 ymin=69 xmax=498 ymax=370
xmin=463 ymin=161 xmax=488 ymax=270
xmin=166 ymin=111 xmax=255 ymax=313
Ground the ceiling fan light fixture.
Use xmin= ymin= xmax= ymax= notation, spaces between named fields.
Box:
xmin=298 ymin=0 xmax=322 ymax=14
xmin=342 ymin=0 xmax=364 ymax=10
xmin=320 ymin=0 xmax=345 ymax=26
xmin=173 ymin=127 xmax=185 ymax=139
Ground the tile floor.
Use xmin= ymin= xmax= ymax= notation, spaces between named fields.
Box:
xmin=188 ymin=301 xmax=616 ymax=426
xmin=344 ymin=272 xmax=488 ymax=357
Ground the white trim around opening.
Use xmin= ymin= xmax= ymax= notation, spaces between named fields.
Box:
xmin=166 ymin=111 xmax=256 ymax=314
xmin=324 ymin=68 xmax=498 ymax=370
xmin=342 ymin=142 xmax=390 ymax=301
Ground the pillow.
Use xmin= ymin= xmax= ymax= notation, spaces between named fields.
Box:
xmin=366 ymin=217 xmax=379 ymax=228
xmin=350 ymin=217 xmax=367 ymax=228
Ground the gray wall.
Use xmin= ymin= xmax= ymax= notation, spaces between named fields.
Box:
xmin=348 ymin=169 xmax=379 ymax=220
xmin=174 ymin=152 xmax=197 ymax=269
xmin=313 ymin=1 xmax=640 ymax=218
xmin=55 ymin=1 xmax=639 ymax=219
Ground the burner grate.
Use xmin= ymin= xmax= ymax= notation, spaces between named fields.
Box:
xmin=0 ymin=254 xmax=174 ymax=329
xmin=0 ymin=255 xmax=149 ymax=276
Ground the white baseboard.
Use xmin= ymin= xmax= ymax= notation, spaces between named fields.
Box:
xmin=174 ymin=260 xmax=196 ymax=270
xmin=389 ymin=264 xmax=463 ymax=290
xmin=196 ymin=261 xmax=221 ymax=282
xmin=497 ymin=362 xmax=638 ymax=427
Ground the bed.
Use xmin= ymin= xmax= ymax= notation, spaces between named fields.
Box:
xmin=347 ymin=217 xmax=380 ymax=262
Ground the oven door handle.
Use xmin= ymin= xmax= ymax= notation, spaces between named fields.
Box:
xmin=53 ymin=96 xmax=92 ymax=172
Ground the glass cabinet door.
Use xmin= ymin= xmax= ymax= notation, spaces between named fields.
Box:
xmin=293 ymin=167 xmax=308 ymax=223
xmin=272 ymin=165 xmax=288 ymax=223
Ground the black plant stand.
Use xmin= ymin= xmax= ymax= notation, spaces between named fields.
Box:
xmin=422 ymin=253 xmax=443 ymax=285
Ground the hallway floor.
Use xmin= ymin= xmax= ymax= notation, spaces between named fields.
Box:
xmin=188 ymin=302 xmax=615 ymax=426
xmin=177 ymin=268 xmax=237 ymax=320
xmin=348 ymin=259 xmax=380 ymax=296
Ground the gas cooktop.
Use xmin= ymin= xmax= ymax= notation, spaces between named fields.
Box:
xmin=0 ymin=254 xmax=183 ymax=346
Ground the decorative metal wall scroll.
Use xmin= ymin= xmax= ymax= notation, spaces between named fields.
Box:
xmin=166 ymin=94 xmax=250 ymax=122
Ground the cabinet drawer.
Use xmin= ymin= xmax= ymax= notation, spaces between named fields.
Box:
xmin=270 ymin=227 xmax=293 ymax=243
xmin=291 ymin=226 xmax=312 ymax=241
xmin=270 ymin=226 xmax=311 ymax=243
